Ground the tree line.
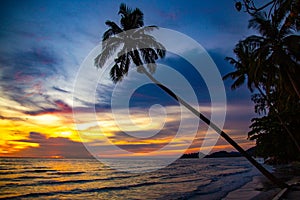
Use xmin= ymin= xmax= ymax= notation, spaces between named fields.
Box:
xmin=224 ymin=0 xmax=300 ymax=163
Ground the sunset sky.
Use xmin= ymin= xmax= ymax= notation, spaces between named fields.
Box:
xmin=0 ymin=0 xmax=258 ymax=158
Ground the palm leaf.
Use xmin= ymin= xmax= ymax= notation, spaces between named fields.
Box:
xmin=95 ymin=3 xmax=166 ymax=82
xmin=102 ymin=21 xmax=123 ymax=40
xmin=95 ymin=37 xmax=123 ymax=68
xmin=118 ymin=3 xmax=131 ymax=17
xmin=131 ymin=8 xmax=144 ymax=28
xmin=249 ymin=12 xmax=277 ymax=38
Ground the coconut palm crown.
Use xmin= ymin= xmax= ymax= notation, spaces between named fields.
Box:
xmin=94 ymin=3 xmax=166 ymax=83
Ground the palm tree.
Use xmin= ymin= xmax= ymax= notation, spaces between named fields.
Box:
xmin=246 ymin=7 xmax=300 ymax=99
xmin=224 ymin=39 xmax=300 ymax=153
xmin=226 ymin=0 xmax=300 ymax=154
xmin=94 ymin=3 xmax=166 ymax=83
xmin=94 ymin=3 xmax=287 ymax=188
xmin=223 ymin=39 xmax=262 ymax=92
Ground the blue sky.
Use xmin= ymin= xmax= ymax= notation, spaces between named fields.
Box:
xmin=0 ymin=0 xmax=259 ymax=158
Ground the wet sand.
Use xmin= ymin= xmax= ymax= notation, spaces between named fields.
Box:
xmin=223 ymin=175 xmax=280 ymax=200
xmin=224 ymin=162 xmax=300 ymax=200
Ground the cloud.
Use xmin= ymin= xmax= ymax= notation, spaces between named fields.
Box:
xmin=114 ymin=143 xmax=168 ymax=153
xmin=107 ymin=119 xmax=181 ymax=153
xmin=24 ymin=99 xmax=72 ymax=116
xmin=0 ymin=46 xmax=63 ymax=108
xmin=4 ymin=46 xmax=61 ymax=76
xmin=0 ymin=115 xmax=24 ymax=122
xmin=52 ymin=86 xmax=70 ymax=93
xmin=10 ymin=132 xmax=92 ymax=158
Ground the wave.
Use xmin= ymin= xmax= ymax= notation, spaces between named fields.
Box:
xmin=2 ymin=177 xmax=214 ymax=199
xmin=0 ymin=169 xmax=57 ymax=175
xmin=5 ymin=181 xmax=214 ymax=200
xmin=1 ymin=181 xmax=160 ymax=199
xmin=13 ymin=176 xmax=47 ymax=180
xmin=46 ymin=171 xmax=84 ymax=175
xmin=1 ymin=174 xmax=138 ymax=188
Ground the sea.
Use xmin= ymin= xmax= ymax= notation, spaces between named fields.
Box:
xmin=0 ymin=157 xmax=268 ymax=199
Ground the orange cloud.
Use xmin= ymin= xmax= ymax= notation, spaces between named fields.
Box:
xmin=2 ymin=132 xmax=92 ymax=158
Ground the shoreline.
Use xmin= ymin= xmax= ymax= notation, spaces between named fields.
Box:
xmin=223 ymin=162 xmax=300 ymax=200
xmin=223 ymin=175 xmax=280 ymax=200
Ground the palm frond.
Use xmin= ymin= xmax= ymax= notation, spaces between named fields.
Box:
xmin=232 ymin=76 xmax=246 ymax=90
xmin=129 ymin=50 xmax=143 ymax=67
xmin=223 ymin=71 xmax=239 ymax=81
xmin=103 ymin=29 xmax=115 ymax=41
xmin=103 ymin=21 xmax=122 ymax=40
xmin=131 ymin=8 xmax=144 ymax=28
xmin=283 ymin=35 xmax=300 ymax=59
xmin=131 ymin=26 xmax=158 ymax=37
xmin=95 ymin=37 xmax=123 ymax=68
xmin=118 ymin=3 xmax=131 ymax=17
xmin=110 ymin=63 xmax=123 ymax=83
xmin=135 ymin=34 xmax=166 ymax=59
xmin=225 ymin=57 xmax=240 ymax=67
xmin=273 ymin=0 xmax=291 ymax=27
xmin=249 ymin=12 xmax=277 ymax=38
xmin=116 ymin=46 xmax=131 ymax=76
xmin=243 ymin=35 xmax=265 ymax=46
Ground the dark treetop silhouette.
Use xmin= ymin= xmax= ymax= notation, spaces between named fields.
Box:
xmin=234 ymin=0 xmax=300 ymax=99
xmin=94 ymin=3 xmax=287 ymax=188
xmin=225 ymin=0 xmax=300 ymax=162
xmin=223 ymin=39 xmax=300 ymax=154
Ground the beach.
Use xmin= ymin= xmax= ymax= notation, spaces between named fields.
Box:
xmin=224 ymin=162 xmax=300 ymax=200
xmin=224 ymin=175 xmax=280 ymax=199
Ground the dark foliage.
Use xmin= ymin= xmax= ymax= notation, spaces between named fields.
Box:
xmin=225 ymin=0 xmax=300 ymax=163
xmin=94 ymin=3 xmax=166 ymax=83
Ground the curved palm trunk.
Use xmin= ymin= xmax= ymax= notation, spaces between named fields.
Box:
xmin=256 ymin=86 xmax=300 ymax=153
xmin=140 ymin=67 xmax=287 ymax=188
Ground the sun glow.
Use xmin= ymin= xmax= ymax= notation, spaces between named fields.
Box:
xmin=60 ymin=131 xmax=72 ymax=137
xmin=0 ymin=97 xmax=252 ymax=158
xmin=31 ymin=114 xmax=60 ymax=124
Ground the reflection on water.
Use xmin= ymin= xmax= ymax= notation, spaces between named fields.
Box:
xmin=0 ymin=157 xmax=260 ymax=199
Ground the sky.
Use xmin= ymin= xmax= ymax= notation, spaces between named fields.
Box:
xmin=0 ymin=0 xmax=259 ymax=158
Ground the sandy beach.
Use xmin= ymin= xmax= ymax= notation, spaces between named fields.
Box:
xmin=223 ymin=162 xmax=300 ymax=200
xmin=224 ymin=175 xmax=280 ymax=200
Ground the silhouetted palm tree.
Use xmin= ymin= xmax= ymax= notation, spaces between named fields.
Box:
xmin=95 ymin=3 xmax=287 ymax=188
xmin=94 ymin=3 xmax=166 ymax=82
xmin=246 ymin=9 xmax=300 ymax=98
xmin=224 ymin=39 xmax=300 ymax=152
xmin=223 ymin=39 xmax=262 ymax=92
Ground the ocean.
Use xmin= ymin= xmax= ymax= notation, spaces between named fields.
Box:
xmin=0 ymin=157 xmax=266 ymax=199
